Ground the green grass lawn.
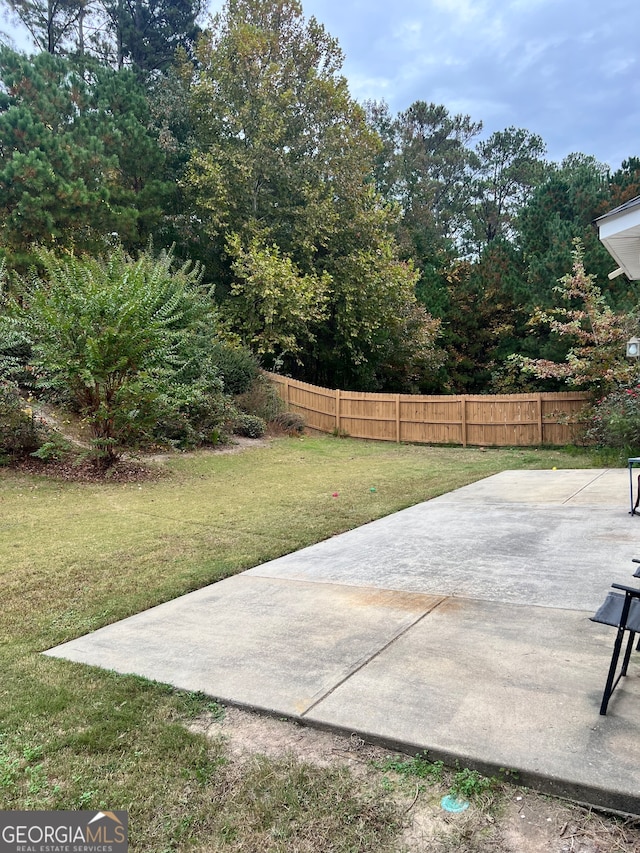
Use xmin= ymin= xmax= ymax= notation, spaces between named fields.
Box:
xmin=0 ymin=436 xmax=608 ymax=851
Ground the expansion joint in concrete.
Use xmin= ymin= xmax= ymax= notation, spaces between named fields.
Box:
xmin=300 ymin=596 xmax=447 ymax=718
xmin=561 ymin=469 xmax=608 ymax=504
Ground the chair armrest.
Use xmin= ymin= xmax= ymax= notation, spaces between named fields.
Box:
xmin=611 ymin=583 xmax=640 ymax=597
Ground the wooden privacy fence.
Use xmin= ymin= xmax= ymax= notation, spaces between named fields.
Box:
xmin=267 ymin=373 xmax=590 ymax=447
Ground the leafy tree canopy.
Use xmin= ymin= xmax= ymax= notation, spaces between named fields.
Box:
xmin=0 ymin=48 xmax=174 ymax=267
xmin=226 ymin=233 xmax=330 ymax=366
xmin=517 ymin=153 xmax=616 ymax=309
xmin=466 ymin=126 xmax=548 ymax=251
xmin=184 ymin=0 xmax=441 ymax=390
xmin=100 ymin=0 xmax=204 ymax=72
xmin=515 ymin=240 xmax=633 ymax=395
xmin=4 ymin=0 xmax=80 ymax=54
xmin=185 ymin=0 xmax=378 ymax=271
xmin=371 ymin=99 xmax=482 ymax=249
xmin=2 ymin=0 xmax=203 ymax=76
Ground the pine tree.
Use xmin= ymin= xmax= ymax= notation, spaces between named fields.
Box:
xmin=0 ymin=48 xmax=174 ymax=266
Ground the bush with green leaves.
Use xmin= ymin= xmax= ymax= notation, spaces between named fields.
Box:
xmin=154 ymin=372 xmax=235 ymax=449
xmin=15 ymin=246 xmax=225 ymax=467
xmin=0 ymin=380 xmax=42 ymax=460
xmin=0 ymin=326 xmax=32 ymax=386
xmin=585 ymin=385 xmax=640 ymax=452
xmin=29 ymin=432 xmax=71 ymax=462
xmin=271 ymin=410 xmax=305 ymax=434
xmin=234 ymin=374 xmax=284 ymax=423
xmin=233 ymin=412 xmax=266 ymax=439
xmin=210 ymin=342 xmax=259 ymax=395
xmin=0 ymin=261 xmax=33 ymax=387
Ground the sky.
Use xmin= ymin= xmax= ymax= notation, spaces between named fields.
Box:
xmin=292 ymin=0 xmax=639 ymax=172
xmin=5 ymin=0 xmax=638 ymax=171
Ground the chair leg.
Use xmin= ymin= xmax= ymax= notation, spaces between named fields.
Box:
xmin=621 ymin=631 xmax=636 ymax=677
xmin=600 ymin=627 xmax=626 ymax=715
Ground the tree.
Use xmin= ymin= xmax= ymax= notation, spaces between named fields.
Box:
xmin=516 ymin=241 xmax=632 ymax=395
xmin=363 ymin=99 xmax=397 ymax=200
xmin=439 ymin=240 xmax=528 ymax=393
xmin=185 ymin=0 xmax=441 ymax=390
xmin=467 ymin=127 xmax=548 ymax=251
xmin=2 ymin=0 xmax=202 ymax=74
xmin=388 ymin=101 xmax=481 ymax=247
xmin=518 ymin=154 xmax=615 ymax=309
xmin=18 ymin=246 xmax=219 ymax=466
xmin=226 ymin=234 xmax=330 ymax=365
xmin=366 ymin=100 xmax=481 ymax=320
xmin=0 ymin=48 xmax=108 ymax=264
xmin=98 ymin=0 xmax=203 ymax=72
xmin=185 ymin=0 xmax=378 ymax=270
xmin=0 ymin=48 xmax=174 ymax=267
xmin=308 ymin=197 xmax=443 ymax=391
xmin=3 ymin=0 xmax=82 ymax=53
xmin=609 ymin=157 xmax=640 ymax=209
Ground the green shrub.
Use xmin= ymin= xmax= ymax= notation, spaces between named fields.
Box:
xmin=30 ymin=432 xmax=70 ymax=462
xmin=271 ymin=410 xmax=305 ymax=434
xmin=18 ymin=246 xmax=216 ymax=468
xmin=0 ymin=326 xmax=33 ymax=387
xmin=211 ymin=343 xmax=259 ymax=395
xmin=154 ymin=378 xmax=234 ymax=449
xmin=233 ymin=412 xmax=266 ymax=439
xmin=0 ymin=381 xmax=42 ymax=459
xmin=235 ymin=374 xmax=284 ymax=422
xmin=585 ymin=386 xmax=640 ymax=451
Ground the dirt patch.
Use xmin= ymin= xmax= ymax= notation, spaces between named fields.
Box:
xmin=145 ymin=435 xmax=271 ymax=464
xmin=9 ymin=429 xmax=271 ymax=483
xmin=190 ymin=706 xmax=640 ymax=853
xmin=189 ymin=706 xmax=383 ymax=775
xmin=10 ymin=455 xmax=164 ymax=483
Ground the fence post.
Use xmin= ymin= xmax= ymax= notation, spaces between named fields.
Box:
xmin=537 ymin=393 xmax=543 ymax=444
xmin=335 ymin=388 xmax=341 ymax=434
xmin=461 ymin=397 xmax=467 ymax=447
xmin=395 ymin=394 xmax=401 ymax=443
xmin=283 ymin=378 xmax=290 ymax=407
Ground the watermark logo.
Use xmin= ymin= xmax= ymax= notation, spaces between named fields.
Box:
xmin=0 ymin=810 xmax=128 ymax=852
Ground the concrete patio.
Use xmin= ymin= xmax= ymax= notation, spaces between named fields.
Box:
xmin=45 ymin=468 xmax=640 ymax=815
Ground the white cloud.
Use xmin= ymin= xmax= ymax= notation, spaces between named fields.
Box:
xmin=598 ymin=54 xmax=637 ymax=80
xmin=391 ymin=19 xmax=424 ymax=51
xmin=431 ymin=0 xmax=488 ymax=26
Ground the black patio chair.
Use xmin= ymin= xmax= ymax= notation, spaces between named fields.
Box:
xmin=591 ymin=583 xmax=640 ymax=715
